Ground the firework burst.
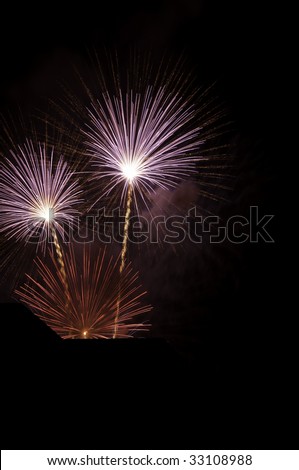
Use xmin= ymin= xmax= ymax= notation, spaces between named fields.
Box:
xmin=0 ymin=139 xmax=82 ymax=250
xmin=85 ymin=85 xmax=202 ymax=211
xmin=16 ymin=245 xmax=151 ymax=339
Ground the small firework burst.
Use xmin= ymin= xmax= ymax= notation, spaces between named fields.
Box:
xmin=0 ymin=139 xmax=82 ymax=251
xmin=16 ymin=245 xmax=151 ymax=339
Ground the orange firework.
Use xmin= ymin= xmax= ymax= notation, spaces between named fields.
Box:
xmin=16 ymin=245 xmax=151 ymax=339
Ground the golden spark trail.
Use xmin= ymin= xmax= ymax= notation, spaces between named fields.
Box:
xmin=51 ymin=226 xmax=71 ymax=321
xmin=113 ymin=183 xmax=133 ymax=338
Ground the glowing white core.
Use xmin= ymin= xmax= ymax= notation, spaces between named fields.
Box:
xmin=39 ymin=206 xmax=53 ymax=223
xmin=121 ymin=162 xmax=139 ymax=182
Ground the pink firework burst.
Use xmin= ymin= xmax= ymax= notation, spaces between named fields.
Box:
xmin=84 ymin=83 xmax=203 ymax=210
xmin=16 ymin=245 xmax=151 ymax=339
xmin=0 ymin=139 xmax=82 ymax=250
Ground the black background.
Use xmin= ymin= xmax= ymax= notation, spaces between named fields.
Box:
xmin=1 ymin=0 xmax=290 ymax=451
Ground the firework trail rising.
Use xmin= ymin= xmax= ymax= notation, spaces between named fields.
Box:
xmin=0 ymin=139 xmax=82 ymax=300
xmin=50 ymin=227 xmax=71 ymax=313
xmin=16 ymin=245 xmax=151 ymax=339
xmin=112 ymin=183 xmax=133 ymax=337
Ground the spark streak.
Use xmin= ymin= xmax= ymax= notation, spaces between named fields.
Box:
xmin=120 ymin=182 xmax=133 ymax=274
xmin=113 ymin=182 xmax=133 ymax=338
xmin=51 ymin=226 xmax=71 ymax=315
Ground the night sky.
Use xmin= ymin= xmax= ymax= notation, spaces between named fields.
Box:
xmin=1 ymin=0 xmax=289 ymax=450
